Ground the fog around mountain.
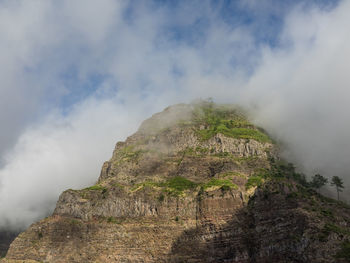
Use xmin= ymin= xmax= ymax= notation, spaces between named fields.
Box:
xmin=0 ymin=0 xmax=349 ymax=229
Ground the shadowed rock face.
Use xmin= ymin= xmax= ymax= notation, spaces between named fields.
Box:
xmin=2 ymin=103 xmax=350 ymax=263
xmin=0 ymin=231 xmax=18 ymax=258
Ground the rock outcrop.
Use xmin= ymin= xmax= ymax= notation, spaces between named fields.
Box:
xmin=2 ymin=102 xmax=350 ymax=262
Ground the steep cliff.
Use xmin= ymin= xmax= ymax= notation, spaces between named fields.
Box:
xmin=2 ymin=102 xmax=350 ymax=262
xmin=0 ymin=231 xmax=17 ymax=258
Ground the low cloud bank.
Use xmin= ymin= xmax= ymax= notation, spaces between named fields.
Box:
xmin=0 ymin=97 xmax=144 ymax=230
xmin=0 ymin=0 xmax=349 ymax=229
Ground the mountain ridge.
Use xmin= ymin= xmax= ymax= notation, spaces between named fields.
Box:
xmin=2 ymin=102 xmax=350 ymax=262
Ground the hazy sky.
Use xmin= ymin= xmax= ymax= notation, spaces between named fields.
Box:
xmin=0 ymin=0 xmax=349 ymax=230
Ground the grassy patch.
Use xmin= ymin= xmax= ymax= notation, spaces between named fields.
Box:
xmin=182 ymin=147 xmax=196 ymax=156
xmin=107 ymin=216 xmax=122 ymax=224
xmin=197 ymin=126 xmax=271 ymax=143
xmin=164 ymin=176 xmax=197 ymax=192
xmin=324 ymin=223 xmax=350 ymax=235
xmin=319 ymin=223 xmax=350 ymax=242
xmin=192 ymin=102 xmax=271 ymax=143
xmin=179 ymin=146 xmax=211 ymax=158
xmin=195 ymin=146 xmax=210 ymax=154
xmin=321 ymin=209 xmax=334 ymax=219
xmin=246 ymin=176 xmax=264 ymax=190
xmin=81 ymin=185 xmax=108 ymax=199
xmin=114 ymin=145 xmax=147 ymax=165
xmin=336 ymin=241 xmax=350 ymax=261
xmin=213 ymin=151 xmax=234 ymax=158
xmin=132 ymin=176 xmax=197 ymax=196
xmin=220 ymin=171 xmax=245 ymax=178
xmin=84 ymin=185 xmax=107 ymax=192
xmin=245 ymin=158 xmax=314 ymax=192
xmin=131 ymin=181 xmax=159 ymax=191
xmin=319 ymin=195 xmax=350 ymax=209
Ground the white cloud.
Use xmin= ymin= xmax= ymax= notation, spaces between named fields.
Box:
xmin=0 ymin=95 xmax=144 ymax=229
xmin=61 ymin=0 xmax=123 ymax=45
xmin=245 ymin=1 xmax=350 ymax=199
xmin=1 ymin=0 xmax=350 ymax=229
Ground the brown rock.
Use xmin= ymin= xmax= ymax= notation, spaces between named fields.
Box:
xmin=3 ymin=103 xmax=350 ymax=263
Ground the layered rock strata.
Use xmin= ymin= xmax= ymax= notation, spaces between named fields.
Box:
xmin=2 ymin=103 xmax=350 ymax=263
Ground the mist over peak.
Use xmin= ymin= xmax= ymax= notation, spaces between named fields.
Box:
xmin=0 ymin=0 xmax=349 ymax=230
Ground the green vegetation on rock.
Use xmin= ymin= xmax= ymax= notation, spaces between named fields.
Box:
xmin=114 ymin=145 xmax=147 ymax=166
xmin=220 ymin=171 xmax=245 ymax=179
xmin=132 ymin=176 xmax=198 ymax=196
xmin=132 ymin=175 xmax=241 ymax=196
xmin=107 ymin=216 xmax=123 ymax=224
xmin=336 ymin=241 xmax=350 ymax=261
xmin=84 ymin=185 xmax=107 ymax=191
xmin=245 ymin=158 xmax=310 ymax=190
xmin=246 ymin=176 xmax=264 ymax=190
xmin=69 ymin=219 xmax=82 ymax=226
xmin=192 ymin=101 xmax=271 ymax=143
xmin=319 ymin=223 xmax=350 ymax=242
xmin=79 ymin=185 xmax=108 ymax=199
xmin=164 ymin=176 xmax=197 ymax=192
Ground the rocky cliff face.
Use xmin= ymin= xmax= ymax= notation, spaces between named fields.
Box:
xmin=0 ymin=231 xmax=17 ymax=258
xmin=2 ymin=102 xmax=350 ymax=263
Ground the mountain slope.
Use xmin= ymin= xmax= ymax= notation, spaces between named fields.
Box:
xmin=0 ymin=231 xmax=17 ymax=258
xmin=2 ymin=102 xmax=350 ymax=262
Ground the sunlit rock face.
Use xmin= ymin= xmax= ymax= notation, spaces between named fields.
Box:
xmin=3 ymin=103 xmax=350 ymax=263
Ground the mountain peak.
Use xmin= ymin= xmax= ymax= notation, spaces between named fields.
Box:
xmin=2 ymin=103 xmax=350 ymax=263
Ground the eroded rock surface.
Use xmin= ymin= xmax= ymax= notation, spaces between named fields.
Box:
xmin=3 ymin=103 xmax=350 ymax=263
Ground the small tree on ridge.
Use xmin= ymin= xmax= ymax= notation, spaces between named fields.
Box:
xmin=331 ymin=176 xmax=344 ymax=201
xmin=311 ymin=174 xmax=328 ymax=194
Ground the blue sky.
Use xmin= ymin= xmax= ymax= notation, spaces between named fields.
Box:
xmin=0 ymin=0 xmax=349 ymax=229
xmin=49 ymin=0 xmax=339 ymax=112
xmin=41 ymin=0 xmax=341 ymax=111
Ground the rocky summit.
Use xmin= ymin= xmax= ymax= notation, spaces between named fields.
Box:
xmin=2 ymin=102 xmax=350 ymax=263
